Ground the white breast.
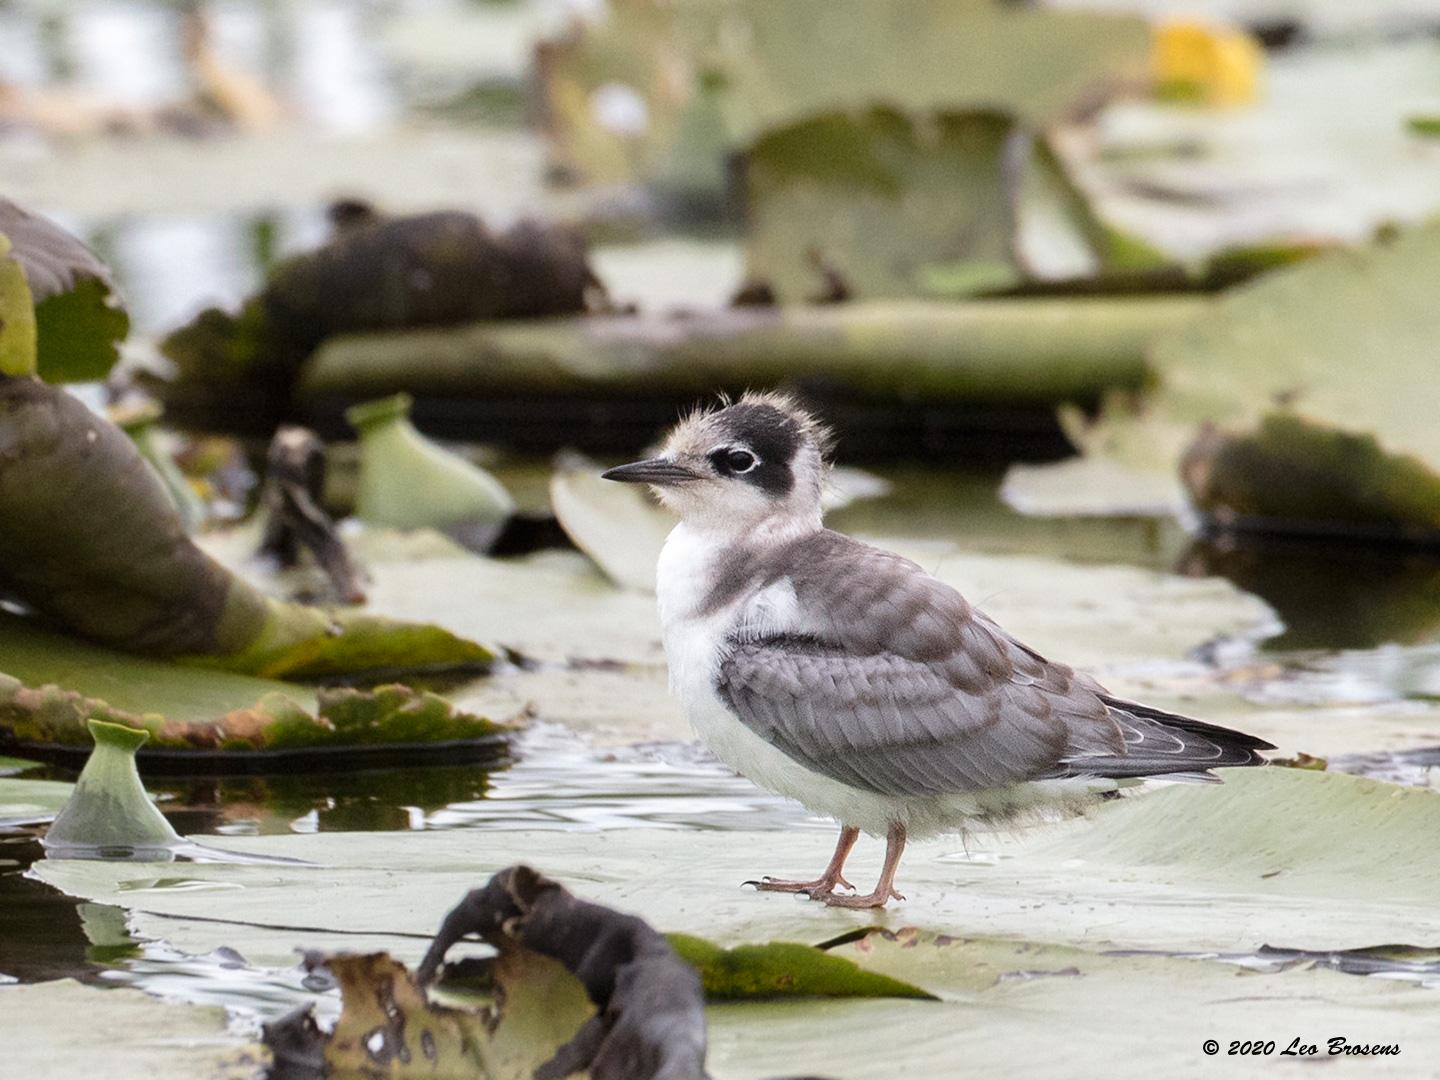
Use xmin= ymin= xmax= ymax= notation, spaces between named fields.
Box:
xmin=655 ymin=523 xmax=904 ymax=833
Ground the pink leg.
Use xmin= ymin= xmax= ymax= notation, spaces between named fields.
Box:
xmin=821 ymin=822 xmax=906 ymax=909
xmin=747 ymin=826 xmax=859 ymax=898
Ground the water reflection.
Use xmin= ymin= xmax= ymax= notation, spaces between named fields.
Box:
xmin=143 ymin=722 xmax=818 ymax=836
xmin=1180 ymin=536 xmax=1440 ymax=650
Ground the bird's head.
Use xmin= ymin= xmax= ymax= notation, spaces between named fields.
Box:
xmin=603 ymin=393 xmax=832 ymax=535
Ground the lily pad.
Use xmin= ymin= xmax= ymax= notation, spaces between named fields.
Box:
xmin=35 ymin=769 xmax=1440 ymax=956
xmin=538 ymin=0 xmax=1150 ymax=189
xmin=28 ymin=768 xmax=1440 ymax=1078
xmin=550 ymin=460 xmax=673 ymax=592
xmin=0 ymin=612 xmax=512 ymax=764
xmin=0 ymin=776 xmax=73 ymax=828
xmin=743 ymin=109 xmax=1168 ymax=302
xmin=1010 ymin=214 xmax=1440 ymax=537
xmin=6 ymin=979 xmax=260 ymax=1080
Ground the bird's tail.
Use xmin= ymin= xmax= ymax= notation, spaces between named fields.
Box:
xmin=1066 ymin=696 xmax=1274 ymax=780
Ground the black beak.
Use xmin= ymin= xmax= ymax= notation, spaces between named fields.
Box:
xmin=601 ymin=458 xmax=699 ymax=485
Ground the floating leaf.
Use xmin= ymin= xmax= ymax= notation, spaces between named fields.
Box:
xmin=35 ymin=770 xmax=1440 ymax=957
xmin=0 ymin=775 xmax=73 ymax=828
xmin=538 ymin=0 xmax=1150 ymax=188
xmin=29 ymin=769 xmax=1440 ymax=1077
xmin=0 ymin=612 xmax=511 ymax=763
xmin=6 ymin=978 xmax=259 ymax=1079
xmin=1011 ymin=221 xmax=1440 ymax=536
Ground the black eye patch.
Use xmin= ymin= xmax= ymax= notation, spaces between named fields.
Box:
xmin=708 ymin=444 xmax=791 ymax=495
xmin=717 ymin=404 xmax=803 ymax=466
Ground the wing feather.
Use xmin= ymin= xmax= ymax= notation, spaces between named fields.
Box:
xmin=714 ymin=530 xmax=1269 ymax=797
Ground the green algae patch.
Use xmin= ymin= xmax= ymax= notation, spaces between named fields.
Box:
xmin=668 ymin=933 xmax=935 ymax=1001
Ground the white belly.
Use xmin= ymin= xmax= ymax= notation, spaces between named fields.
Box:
xmin=655 ymin=523 xmax=1116 ymax=838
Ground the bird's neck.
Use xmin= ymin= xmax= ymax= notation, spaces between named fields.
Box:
xmin=657 ymin=512 xmax=820 ymax=628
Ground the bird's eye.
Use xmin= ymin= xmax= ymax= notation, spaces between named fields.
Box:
xmin=711 ymin=447 xmax=758 ymax=474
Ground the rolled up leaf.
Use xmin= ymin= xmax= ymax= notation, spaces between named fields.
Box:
xmin=0 ymin=376 xmax=491 ymax=677
xmin=347 ymin=392 xmax=515 ymax=550
xmin=0 ymin=233 xmax=38 ymax=377
xmin=298 ymin=298 xmax=1206 ymax=407
xmin=42 ymin=719 xmax=181 ymax=858
xmin=0 ymin=199 xmax=129 ymax=383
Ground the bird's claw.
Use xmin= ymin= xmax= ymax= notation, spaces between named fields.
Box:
xmin=817 ymin=886 xmax=904 ymax=910
xmin=745 ymin=873 xmax=854 ymax=898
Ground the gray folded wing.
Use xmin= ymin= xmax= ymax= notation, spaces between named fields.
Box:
xmin=714 ymin=530 xmax=1269 ymax=798
xmin=714 ymin=531 xmax=1125 ymax=797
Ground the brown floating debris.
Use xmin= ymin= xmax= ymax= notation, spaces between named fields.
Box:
xmin=265 ymin=866 xmax=708 ymax=1080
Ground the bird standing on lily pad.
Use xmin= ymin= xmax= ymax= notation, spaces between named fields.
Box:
xmin=604 ymin=394 xmax=1272 ymax=909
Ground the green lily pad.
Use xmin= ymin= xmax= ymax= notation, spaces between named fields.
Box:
xmin=0 ymin=377 xmax=492 ymax=679
xmin=538 ymin=0 xmax=1149 ymax=188
xmin=27 ymin=767 xmax=1440 ymax=1078
xmin=0 ymin=612 xmax=512 ymax=762
xmin=34 ymin=769 xmax=1440 ymax=958
xmin=743 ymin=109 xmax=1167 ymax=303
